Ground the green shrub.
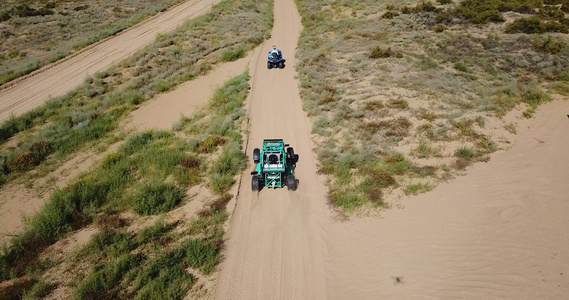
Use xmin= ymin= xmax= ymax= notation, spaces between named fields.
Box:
xmin=384 ymin=153 xmax=412 ymax=175
xmin=434 ymin=24 xmax=447 ymax=32
xmin=221 ymin=47 xmax=246 ymax=62
xmin=7 ymin=151 xmax=38 ymax=172
xmin=184 ymin=239 xmax=220 ymax=274
xmin=404 ymin=183 xmax=433 ymax=195
xmin=75 ymin=254 xmax=140 ymax=299
xmin=154 ymin=81 xmax=172 ymax=93
xmin=85 ymin=231 xmax=137 ymax=258
xmin=133 ymin=247 xmax=191 ymax=297
xmin=436 ymin=11 xmax=454 ymax=24
xmin=476 ymin=137 xmax=498 ymax=153
xmin=381 ymin=11 xmax=399 ymax=19
xmin=330 ymin=191 xmax=366 ymax=210
xmin=454 ymin=147 xmax=476 ymax=160
xmin=210 ymin=173 xmax=234 ymax=195
xmin=454 ymin=61 xmax=470 ymax=72
xmin=505 ymin=17 xmax=568 ymax=34
xmin=369 ymin=46 xmax=392 ymax=59
xmin=198 ymin=135 xmax=226 ymax=153
xmin=532 ymin=35 xmax=566 ymax=54
xmin=120 ymin=131 xmax=162 ymax=155
xmin=0 ymin=11 xmax=11 ymax=22
xmin=135 ymin=219 xmax=173 ymax=244
xmin=133 ymin=183 xmax=185 ymax=215
xmin=22 ymin=279 xmax=54 ymax=299
xmin=411 ymin=142 xmax=440 ymax=158
xmin=456 ymin=0 xmax=505 ymax=24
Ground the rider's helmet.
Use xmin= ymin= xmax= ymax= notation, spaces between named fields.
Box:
xmin=272 ymin=45 xmax=277 ymax=51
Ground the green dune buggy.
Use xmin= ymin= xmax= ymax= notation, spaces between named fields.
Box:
xmin=251 ymin=139 xmax=299 ymax=191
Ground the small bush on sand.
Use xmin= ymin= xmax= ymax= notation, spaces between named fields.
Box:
xmin=369 ymin=46 xmax=392 ymax=59
xmin=381 ymin=11 xmax=399 ymax=19
xmin=75 ymin=254 xmax=141 ymax=299
xmin=454 ymin=147 xmax=476 ymax=160
xmin=404 ymin=183 xmax=433 ymax=195
xmin=221 ymin=47 xmax=246 ymax=62
xmin=133 ymin=183 xmax=185 ymax=215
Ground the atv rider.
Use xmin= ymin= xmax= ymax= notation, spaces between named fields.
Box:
xmin=268 ymin=45 xmax=282 ymax=60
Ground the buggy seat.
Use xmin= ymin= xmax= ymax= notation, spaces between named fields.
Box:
xmin=263 ymin=152 xmax=283 ymax=170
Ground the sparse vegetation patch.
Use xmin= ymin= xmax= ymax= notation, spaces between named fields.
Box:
xmin=0 ymin=67 xmax=252 ymax=298
xmin=295 ymin=0 xmax=566 ymax=212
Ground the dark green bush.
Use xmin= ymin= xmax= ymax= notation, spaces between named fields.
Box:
xmin=184 ymin=239 xmax=220 ymax=274
xmin=456 ymin=0 xmax=513 ymax=24
xmin=86 ymin=231 xmax=137 ymax=258
xmin=533 ymin=35 xmax=566 ymax=54
xmin=381 ymin=11 xmax=399 ymax=19
xmin=221 ymin=47 xmax=245 ymax=62
xmin=436 ymin=11 xmax=454 ymax=24
xmin=402 ymin=1 xmax=439 ymax=14
xmin=454 ymin=61 xmax=470 ymax=72
xmin=434 ymin=24 xmax=447 ymax=32
xmin=75 ymin=254 xmax=141 ymax=300
xmin=6 ymin=141 xmax=52 ymax=172
xmin=369 ymin=46 xmax=392 ymax=59
xmin=6 ymin=151 xmax=37 ymax=172
xmin=133 ymin=183 xmax=185 ymax=215
xmin=506 ymin=16 xmax=569 ymax=33
xmin=0 ymin=11 xmax=11 ymax=22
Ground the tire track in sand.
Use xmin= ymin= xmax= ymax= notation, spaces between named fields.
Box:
xmin=213 ymin=0 xmax=330 ymax=299
xmin=0 ymin=0 xmax=221 ymax=123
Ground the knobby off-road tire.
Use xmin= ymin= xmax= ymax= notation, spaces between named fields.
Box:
xmin=267 ymin=62 xmax=273 ymax=69
xmin=287 ymin=147 xmax=298 ymax=164
xmin=287 ymin=174 xmax=297 ymax=191
xmin=252 ymin=175 xmax=260 ymax=191
xmin=253 ymin=148 xmax=260 ymax=163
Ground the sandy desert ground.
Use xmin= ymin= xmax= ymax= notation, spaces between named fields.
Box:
xmin=1 ymin=0 xmax=568 ymax=299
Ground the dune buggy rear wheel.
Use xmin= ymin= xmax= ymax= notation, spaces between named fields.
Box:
xmin=287 ymin=174 xmax=297 ymax=191
xmin=252 ymin=175 xmax=260 ymax=191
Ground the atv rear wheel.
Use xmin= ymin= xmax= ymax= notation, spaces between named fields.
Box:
xmin=287 ymin=174 xmax=297 ymax=191
xmin=267 ymin=62 xmax=273 ymax=69
xmin=252 ymin=175 xmax=260 ymax=191
xmin=278 ymin=61 xmax=284 ymax=69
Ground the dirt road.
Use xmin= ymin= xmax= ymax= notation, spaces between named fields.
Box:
xmin=0 ymin=0 xmax=220 ymax=123
xmin=213 ymin=0 xmax=331 ymax=298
